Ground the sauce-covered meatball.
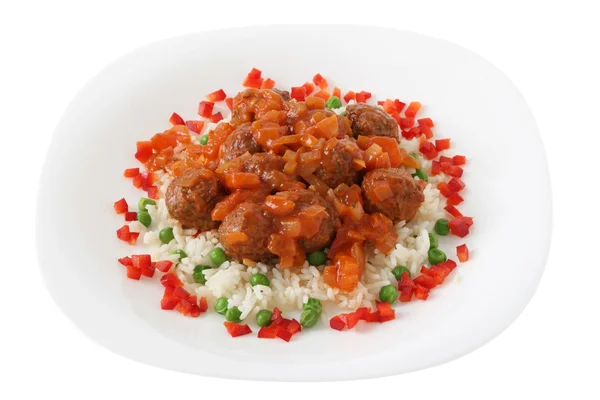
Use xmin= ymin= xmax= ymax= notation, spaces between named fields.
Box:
xmin=242 ymin=153 xmax=288 ymax=191
xmin=362 ymin=168 xmax=424 ymax=223
xmin=165 ymin=167 xmax=225 ymax=231
xmin=218 ymin=202 xmax=275 ymax=263
xmin=218 ymin=123 xmax=261 ymax=161
xmin=345 ymin=103 xmax=399 ymax=141
xmin=314 ymin=137 xmax=363 ymax=189
xmin=277 ymin=189 xmax=340 ymax=252
xmin=231 ymin=88 xmax=287 ymax=126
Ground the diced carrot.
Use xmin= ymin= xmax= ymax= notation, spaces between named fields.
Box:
xmin=405 ymin=102 xmax=422 ymax=118
xmin=332 ymin=87 xmax=341 ymax=98
xmin=313 ymin=90 xmax=330 ymax=101
xmin=224 ymin=172 xmax=261 ymax=190
xmin=457 ymin=244 xmax=469 ymax=262
xmin=226 ymin=232 xmax=249 ymax=244
xmin=305 ymin=96 xmax=326 ymax=109
xmin=225 ymin=97 xmax=233 ymax=110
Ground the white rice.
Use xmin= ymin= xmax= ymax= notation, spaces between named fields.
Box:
xmin=138 ymin=114 xmax=452 ymax=321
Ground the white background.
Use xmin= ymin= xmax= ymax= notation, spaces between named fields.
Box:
xmin=1 ymin=0 xmax=598 ymax=398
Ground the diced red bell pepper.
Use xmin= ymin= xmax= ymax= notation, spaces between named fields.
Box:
xmin=140 ymin=261 xmax=155 ymax=278
xmin=258 ymin=326 xmax=278 ymax=338
xmin=169 ymin=112 xmax=185 ymax=126
xmin=419 ymin=140 xmax=438 ymax=160
xmin=453 ymin=155 xmax=466 ymax=165
xmin=135 ymin=141 xmax=153 ymax=163
xmin=449 ymin=217 xmax=471 ymax=238
xmin=242 ymin=76 xmax=264 ymax=89
xmin=146 ymin=186 xmax=159 ymax=200
xmin=401 ymin=126 xmax=420 ymax=140
xmin=209 ymin=112 xmax=223 ymax=123
xmin=116 ymin=225 xmax=131 ymax=242
xmin=185 ymin=120 xmax=205 ymax=133
xmin=125 ymin=211 xmax=137 ymax=222
xmin=225 ymin=97 xmax=233 ymax=110
xmin=437 ymin=182 xmax=454 ymax=198
xmin=128 ymin=232 xmax=140 ymax=245
xmin=113 ymin=198 xmax=128 ymax=214
xmin=160 ymin=287 xmax=179 ymax=310
xmin=198 ymin=297 xmax=208 ymax=312
xmin=198 ymin=101 xmax=214 ymax=118
xmin=355 ymin=91 xmax=372 ymax=103
xmin=131 ymin=254 xmax=151 ymax=270
xmin=365 ymin=312 xmax=380 ymax=323
xmin=413 ymin=274 xmax=437 ymax=289
xmin=172 ymin=286 xmax=189 ymax=300
xmin=247 ymin=68 xmax=262 ymax=79
xmin=261 ymin=78 xmax=276 ymax=89
xmin=417 ymin=117 xmax=434 ymax=127
xmin=440 ymin=162 xmax=463 ymax=178
xmin=439 ymin=156 xmax=453 ymax=163
xmin=414 ymin=284 xmax=430 ymax=300
xmin=160 ymin=272 xmax=183 ymax=288
xmin=447 ymin=177 xmax=465 ymax=192
xmin=399 ymin=117 xmax=415 ymax=130
xmin=123 ymin=168 xmax=139 ymax=178
xmin=457 ymin=244 xmax=469 ymax=262
xmin=446 ymin=192 xmax=464 ymax=206
xmin=126 ymin=265 xmax=141 ymax=280
xmin=355 ymin=307 xmax=370 ymax=321
xmin=302 ymin=82 xmax=315 ymax=95
xmin=224 ymin=322 xmax=252 ymax=337
xmin=444 ymin=205 xmax=463 ymax=218
xmin=118 ymin=256 xmax=132 ymax=266
xmin=404 ymin=101 xmax=422 ymax=118
xmin=398 ymin=272 xmax=415 ymax=302
xmin=445 ymin=259 xmax=458 ymax=271
xmin=291 ymin=86 xmax=307 ymax=101
xmin=287 ymin=319 xmax=302 ymax=335
xmin=435 ymin=138 xmax=451 ymax=151
xmin=431 ymin=160 xmax=441 ymax=175
xmin=375 ymin=301 xmax=395 ymax=322
xmin=207 ymin=89 xmax=227 ymax=102
xmin=343 ymin=91 xmax=356 ymax=103
xmin=329 ymin=315 xmax=346 ymax=331
xmin=344 ymin=312 xmax=361 ymax=330
xmin=175 ymin=297 xmax=194 ymax=316
xmin=276 ymin=326 xmax=293 ymax=342
xmin=270 ymin=307 xmax=283 ymax=326
xmin=420 ymin=124 xmax=434 ymax=139
xmin=155 ymin=260 xmax=173 ymax=273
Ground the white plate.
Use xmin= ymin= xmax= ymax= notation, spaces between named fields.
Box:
xmin=37 ymin=25 xmax=551 ymax=381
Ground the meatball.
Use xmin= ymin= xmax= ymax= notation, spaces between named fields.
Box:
xmin=242 ymin=153 xmax=285 ymax=191
xmin=165 ymin=167 xmax=224 ymax=231
xmin=362 ymin=168 xmax=424 ymax=223
xmin=231 ymin=88 xmax=287 ymax=125
xmin=218 ymin=202 xmax=275 ymax=263
xmin=315 ymin=137 xmax=363 ymax=189
xmin=278 ymin=189 xmax=339 ymax=252
xmin=345 ymin=103 xmax=399 ymax=141
xmin=218 ymin=123 xmax=261 ymax=161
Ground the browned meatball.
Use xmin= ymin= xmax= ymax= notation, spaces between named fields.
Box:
xmin=165 ymin=167 xmax=225 ymax=231
xmin=218 ymin=202 xmax=275 ymax=263
xmin=218 ymin=123 xmax=261 ymax=161
xmin=231 ymin=88 xmax=287 ymax=125
xmin=242 ymin=153 xmax=285 ymax=191
xmin=277 ymin=189 xmax=339 ymax=252
xmin=314 ymin=137 xmax=363 ymax=189
xmin=362 ymin=168 xmax=424 ymax=223
xmin=345 ymin=103 xmax=399 ymax=141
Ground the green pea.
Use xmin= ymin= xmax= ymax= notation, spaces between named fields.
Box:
xmin=210 ymin=247 xmax=228 ymax=266
xmin=428 ymin=248 xmax=447 ymax=265
xmin=434 ymin=218 xmax=450 ymax=236
xmin=249 ymin=273 xmax=270 ymax=287
xmin=379 ymin=284 xmax=399 ymax=304
xmin=306 ymin=250 xmax=327 ymax=266
xmin=138 ymin=197 xmax=156 ymax=212
xmin=256 ymin=309 xmax=273 ymax=327
xmin=159 ymin=227 xmax=174 ymax=244
xmin=137 ymin=211 xmax=152 ymax=227
xmin=412 ymin=168 xmax=428 ymax=182
xmin=391 ymin=266 xmax=411 ymax=280
xmin=300 ymin=309 xmax=320 ymax=328
xmin=193 ymin=265 xmax=211 ymax=284
xmin=325 ymin=96 xmax=342 ymax=109
xmin=303 ymin=298 xmax=322 ymax=314
xmin=428 ymin=232 xmax=438 ymax=249
xmin=225 ymin=306 xmax=242 ymax=322
xmin=214 ymin=297 xmax=228 ymax=315
xmin=171 ymin=249 xmax=187 ymax=260
xmin=340 ymin=111 xmax=346 ymax=117
xmin=200 ymin=135 xmax=209 ymax=145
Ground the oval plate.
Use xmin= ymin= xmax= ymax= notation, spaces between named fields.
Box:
xmin=37 ymin=25 xmax=551 ymax=381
